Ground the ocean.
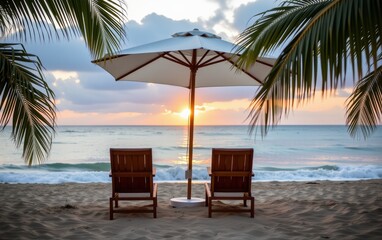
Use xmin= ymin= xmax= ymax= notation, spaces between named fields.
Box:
xmin=1 ymin=125 xmax=381 ymax=183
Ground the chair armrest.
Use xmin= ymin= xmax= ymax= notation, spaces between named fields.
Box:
xmin=204 ymin=183 xmax=211 ymax=197
xmin=207 ymin=167 xmax=212 ymax=176
xmin=153 ymin=183 xmax=158 ymax=198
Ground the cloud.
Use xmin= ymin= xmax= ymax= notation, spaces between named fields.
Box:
xmin=42 ymin=11 xmax=258 ymax=116
xmin=233 ymin=0 xmax=279 ymax=31
xmin=125 ymin=13 xmax=204 ymax=47
xmin=18 ymin=38 xmax=96 ymax=72
xmin=199 ymin=98 xmax=252 ymax=112
xmin=1 ymin=1 xmax=352 ymax=125
xmin=126 ymin=0 xmax=219 ymax=23
xmin=50 ymin=68 xmax=192 ymax=113
xmin=197 ymin=87 xmax=258 ymax=103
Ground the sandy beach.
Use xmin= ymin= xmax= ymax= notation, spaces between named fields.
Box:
xmin=1 ymin=180 xmax=381 ymax=239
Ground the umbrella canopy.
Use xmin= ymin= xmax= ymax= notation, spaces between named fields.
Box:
xmin=93 ymin=28 xmax=275 ymax=200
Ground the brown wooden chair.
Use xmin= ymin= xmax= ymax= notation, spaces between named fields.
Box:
xmin=109 ymin=148 xmax=157 ymax=220
xmin=205 ymin=148 xmax=254 ymax=218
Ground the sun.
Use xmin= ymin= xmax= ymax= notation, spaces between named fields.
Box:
xmin=179 ymin=108 xmax=191 ymax=119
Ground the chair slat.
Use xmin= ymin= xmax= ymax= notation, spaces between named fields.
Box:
xmin=206 ymin=148 xmax=255 ymax=218
xmin=109 ymin=148 xmax=157 ymax=219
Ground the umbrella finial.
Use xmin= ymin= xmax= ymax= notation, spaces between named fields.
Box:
xmin=172 ymin=29 xmax=222 ymax=39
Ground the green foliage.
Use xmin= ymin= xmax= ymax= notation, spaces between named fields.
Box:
xmin=0 ymin=43 xmax=55 ymax=165
xmin=0 ymin=0 xmax=127 ymax=165
xmin=0 ymin=0 xmax=127 ymax=58
xmin=236 ymin=0 xmax=382 ymax=138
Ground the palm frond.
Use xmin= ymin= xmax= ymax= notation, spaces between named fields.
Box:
xmin=0 ymin=0 xmax=128 ymax=165
xmin=237 ymin=0 xmax=382 ymax=138
xmin=346 ymin=65 xmax=382 ymax=139
xmin=0 ymin=0 xmax=127 ymax=58
xmin=0 ymin=43 xmax=56 ymax=165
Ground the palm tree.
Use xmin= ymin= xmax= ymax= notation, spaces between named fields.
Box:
xmin=0 ymin=0 xmax=127 ymax=165
xmin=236 ymin=0 xmax=381 ymax=139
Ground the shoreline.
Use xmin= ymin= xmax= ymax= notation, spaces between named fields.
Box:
xmin=2 ymin=177 xmax=382 ymax=185
xmin=1 ymin=180 xmax=382 ymax=239
xmin=2 ymin=178 xmax=381 ymax=184
xmin=1 ymin=163 xmax=381 ymax=184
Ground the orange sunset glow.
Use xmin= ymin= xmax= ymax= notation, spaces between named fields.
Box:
xmin=56 ymin=87 xmax=348 ymax=126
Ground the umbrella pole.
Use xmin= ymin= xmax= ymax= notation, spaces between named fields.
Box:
xmin=169 ymin=51 xmax=204 ymax=207
xmin=187 ymin=50 xmax=197 ymax=200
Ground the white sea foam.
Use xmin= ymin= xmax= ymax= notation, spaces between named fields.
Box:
xmin=1 ymin=125 xmax=381 ymax=183
xmin=1 ymin=165 xmax=381 ymax=184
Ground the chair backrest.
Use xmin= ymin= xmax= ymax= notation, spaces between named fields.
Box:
xmin=210 ymin=148 xmax=253 ymax=193
xmin=110 ymin=148 xmax=153 ymax=195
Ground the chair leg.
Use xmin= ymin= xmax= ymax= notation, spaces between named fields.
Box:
xmin=250 ymin=198 xmax=255 ymax=218
xmin=208 ymin=198 xmax=212 ymax=218
xmin=243 ymin=199 xmax=247 ymax=207
xmin=153 ymin=199 xmax=157 ymax=218
xmin=115 ymin=199 xmax=118 ymax=208
xmin=109 ymin=198 xmax=114 ymax=220
xmin=205 ymin=190 xmax=208 ymax=207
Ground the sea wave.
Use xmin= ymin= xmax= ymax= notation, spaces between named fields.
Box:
xmin=0 ymin=163 xmax=111 ymax=172
xmin=0 ymin=164 xmax=381 ymax=184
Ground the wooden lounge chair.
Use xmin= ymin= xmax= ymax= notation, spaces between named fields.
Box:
xmin=205 ymin=148 xmax=255 ymax=218
xmin=109 ymin=148 xmax=157 ymax=220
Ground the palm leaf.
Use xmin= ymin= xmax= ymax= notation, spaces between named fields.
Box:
xmin=236 ymin=0 xmax=382 ymax=138
xmin=346 ymin=64 xmax=382 ymax=139
xmin=0 ymin=0 xmax=127 ymax=58
xmin=0 ymin=0 xmax=127 ymax=165
xmin=0 ymin=43 xmax=56 ymax=165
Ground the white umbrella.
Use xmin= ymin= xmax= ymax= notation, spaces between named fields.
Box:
xmin=93 ymin=28 xmax=275 ymax=206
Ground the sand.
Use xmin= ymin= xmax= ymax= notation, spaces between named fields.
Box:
xmin=1 ymin=180 xmax=381 ymax=239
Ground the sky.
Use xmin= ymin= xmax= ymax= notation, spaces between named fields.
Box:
xmin=7 ymin=0 xmax=353 ymax=126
